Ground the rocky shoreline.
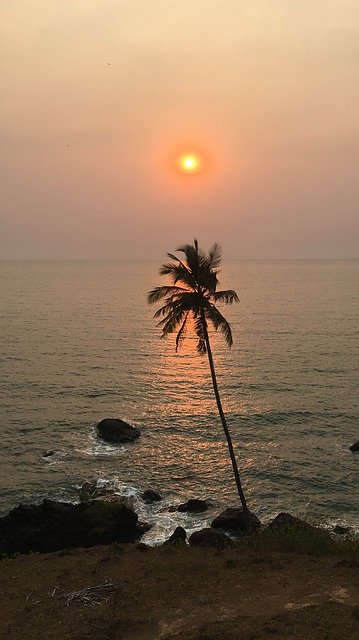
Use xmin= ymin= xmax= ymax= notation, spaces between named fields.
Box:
xmin=1 ymin=420 xmax=356 ymax=557
xmin=0 ymin=479 xmax=356 ymax=557
xmin=28 ymin=416 xmax=356 ymax=551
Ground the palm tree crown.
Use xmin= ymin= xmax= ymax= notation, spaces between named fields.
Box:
xmin=147 ymin=239 xmax=239 ymax=354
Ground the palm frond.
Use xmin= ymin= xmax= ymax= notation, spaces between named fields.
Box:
xmin=147 ymin=285 xmax=189 ymax=305
xmin=159 ymin=262 xmax=178 ymax=277
xmin=206 ymin=242 xmax=222 ymax=269
xmin=204 ymin=302 xmax=233 ymax=348
xmin=153 ymin=301 xmax=176 ymax=319
xmin=201 ymin=269 xmax=219 ymax=293
xmin=194 ymin=315 xmax=206 ymax=354
xmin=175 ymin=244 xmax=201 ymax=281
xmin=211 ymin=289 xmax=239 ymax=304
xmin=160 ymin=260 xmax=197 ymax=290
xmin=153 ymin=292 xmax=198 ymax=319
xmin=175 ymin=311 xmax=190 ymax=351
xmin=167 ymin=253 xmax=198 ymax=288
xmin=157 ymin=307 xmax=187 ymax=337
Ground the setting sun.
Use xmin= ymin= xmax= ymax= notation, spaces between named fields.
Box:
xmin=177 ymin=152 xmax=203 ymax=175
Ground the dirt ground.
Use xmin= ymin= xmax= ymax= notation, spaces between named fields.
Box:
xmin=0 ymin=544 xmax=358 ymax=640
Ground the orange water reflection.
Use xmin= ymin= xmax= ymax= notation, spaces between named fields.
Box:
xmin=145 ymin=328 xmax=256 ymax=483
xmin=148 ymin=333 xmax=223 ymax=416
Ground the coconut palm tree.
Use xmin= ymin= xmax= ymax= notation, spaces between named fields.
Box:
xmin=148 ymin=239 xmax=250 ymax=529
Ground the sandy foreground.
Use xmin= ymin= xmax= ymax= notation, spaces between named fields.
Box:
xmin=0 ymin=544 xmax=358 ymax=640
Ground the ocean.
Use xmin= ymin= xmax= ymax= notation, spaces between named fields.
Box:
xmin=1 ymin=259 xmax=358 ymax=543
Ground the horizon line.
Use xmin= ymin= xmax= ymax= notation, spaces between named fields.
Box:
xmin=1 ymin=257 xmax=358 ymax=263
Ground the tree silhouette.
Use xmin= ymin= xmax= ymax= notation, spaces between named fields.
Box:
xmin=148 ymin=239 xmax=250 ymax=529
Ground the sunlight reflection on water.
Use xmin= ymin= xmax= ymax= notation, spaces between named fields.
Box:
xmin=1 ymin=260 xmax=358 ymax=539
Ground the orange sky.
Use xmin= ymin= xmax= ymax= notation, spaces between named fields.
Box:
xmin=1 ymin=1 xmax=358 ymax=259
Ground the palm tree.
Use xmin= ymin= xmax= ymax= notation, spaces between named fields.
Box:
xmin=148 ymin=239 xmax=250 ymax=530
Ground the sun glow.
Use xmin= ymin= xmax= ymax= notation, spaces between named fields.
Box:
xmin=177 ymin=152 xmax=203 ymax=175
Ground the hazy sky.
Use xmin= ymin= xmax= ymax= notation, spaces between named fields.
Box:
xmin=1 ymin=1 xmax=358 ymax=259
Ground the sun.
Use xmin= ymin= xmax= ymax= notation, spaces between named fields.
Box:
xmin=176 ymin=152 xmax=203 ymax=175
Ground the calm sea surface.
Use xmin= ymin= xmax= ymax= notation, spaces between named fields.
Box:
xmin=0 ymin=260 xmax=358 ymax=542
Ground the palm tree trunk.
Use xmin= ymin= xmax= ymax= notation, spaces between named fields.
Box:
xmin=202 ymin=317 xmax=251 ymax=531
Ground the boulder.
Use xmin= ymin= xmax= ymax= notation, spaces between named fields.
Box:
xmin=135 ymin=521 xmax=152 ymax=537
xmin=349 ymin=442 xmax=359 ymax=453
xmin=211 ymin=508 xmax=261 ymax=533
xmin=0 ymin=499 xmax=146 ymax=555
xmin=333 ymin=525 xmax=351 ymax=535
xmin=177 ymin=499 xmax=211 ymax=513
xmin=78 ymin=482 xmax=133 ymax=508
xmin=96 ymin=418 xmax=141 ymax=444
xmin=189 ymin=528 xmax=233 ymax=550
xmin=164 ymin=526 xmax=187 ymax=545
xmin=141 ymin=489 xmax=162 ymax=504
xmin=79 ymin=481 xmax=115 ymax=502
xmin=267 ymin=512 xmax=315 ymax=532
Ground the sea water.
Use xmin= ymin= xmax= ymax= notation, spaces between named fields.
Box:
xmin=1 ymin=260 xmax=358 ymax=542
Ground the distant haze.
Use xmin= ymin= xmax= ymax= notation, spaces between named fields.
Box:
xmin=1 ymin=1 xmax=358 ymax=260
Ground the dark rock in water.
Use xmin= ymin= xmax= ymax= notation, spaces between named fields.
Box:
xmin=79 ymin=481 xmax=98 ymax=501
xmin=189 ymin=528 xmax=233 ymax=550
xmin=42 ymin=450 xmax=55 ymax=458
xmin=78 ymin=482 xmax=133 ymax=508
xmin=267 ymin=512 xmax=315 ymax=532
xmin=349 ymin=441 xmax=359 ymax=453
xmin=96 ymin=418 xmax=141 ymax=444
xmin=333 ymin=525 xmax=351 ymax=535
xmin=211 ymin=508 xmax=261 ymax=532
xmin=164 ymin=526 xmax=187 ymax=545
xmin=135 ymin=521 xmax=152 ymax=537
xmin=0 ymin=499 xmax=146 ymax=555
xmin=177 ymin=499 xmax=211 ymax=513
xmin=141 ymin=489 xmax=162 ymax=503
xmin=79 ymin=481 xmax=115 ymax=503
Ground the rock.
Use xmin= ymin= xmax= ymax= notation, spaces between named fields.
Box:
xmin=135 ymin=521 xmax=152 ymax=537
xmin=164 ymin=526 xmax=187 ymax=545
xmin=78 ymin=482 xmax=133 ymax=508
xmin=42 ymin=450 xmax=55 ymax=458
xmin=177 ymin=499 xmax=211 ymax=513
xmin=267 ymin=512 xmax=315 ymax=532
xmin=79 ymin=481 xmax=97 ymax=501
xmin=100 ymin=494 xmax=135 ymax=508
xmin=333 ymin=525 xmax=351 ymax=535
xmin=211 ymin=508 xmax=261 ymax=533
xmin=96 ymin=418 xmax=141 ymax=444
xmin=141 ymin=489 xmax=162 ymax=503
xmin=189 ymin=528 xmax=233 ymax=550
xmin=79 ymin=481 xmax=114 ymax=502
xmin=0 ymin=499 xmax=146 ymax=555
xmin=349 ymin=442 xmax=359 ymax=452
